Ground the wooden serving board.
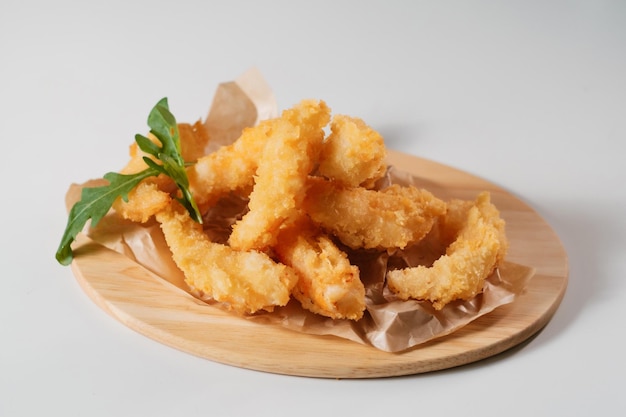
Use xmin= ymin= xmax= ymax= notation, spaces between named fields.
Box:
xmin=70 ymin=150 xmax=568 ymax=378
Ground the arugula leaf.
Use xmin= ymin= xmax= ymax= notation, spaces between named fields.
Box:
xmin=55 ymin=98 xmax=202 ymax=266
xmin=55 ymin=170 xmax=157 ymax=265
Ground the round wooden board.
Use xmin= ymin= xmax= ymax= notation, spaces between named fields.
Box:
xmin=70 ymin=150 xmax=569 ymax=378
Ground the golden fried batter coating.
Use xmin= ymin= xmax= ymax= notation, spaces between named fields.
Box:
xmin=386 ymin=192 xmax=508 ymax=310
xmin=112 ymin=180 xmax=172 ymax=223
xmin=228 ymin=100 xmax=331 ymax=251
xmin=187 ymin=119 xmax=275 ymax=211
xmin=303 ymin=177 xmax=447 ymax=250
xmin=274 ymin=218 xmax=365 ymax=320
xmin=317 ymin=114 xmax=387 ymax=188
xmin=156 ymin=202 xmax=298 ymax=314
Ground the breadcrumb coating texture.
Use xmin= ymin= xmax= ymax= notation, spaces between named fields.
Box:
xmin=386 ymin=192 xmax=508 ymax=309
xmin=228 ymin=99 xmax=331 ymax=251
xmin=275 ymin=218 xmax=365 ymax=320
xmin=156 ymin=202 xmax=298 ymax=314
xmin=318 ymin=114 xmax=387 ymax=188
xmin=304 ymin=177 xmax=447 ymax=250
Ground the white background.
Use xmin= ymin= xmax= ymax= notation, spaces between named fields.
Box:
xmin=1 ymin=1 xmax=625 ymax=416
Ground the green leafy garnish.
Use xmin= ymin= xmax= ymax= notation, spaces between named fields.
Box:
xmin=55 ymin=98 xmax=202 ymax=266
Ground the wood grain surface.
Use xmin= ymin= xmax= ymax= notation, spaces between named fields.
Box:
xmin=70 ymin=150 xmax=569 ymax=378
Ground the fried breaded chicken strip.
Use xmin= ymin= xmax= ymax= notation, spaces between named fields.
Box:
xmin=274 ymin=217 xmax=365 ymax=320
xmin=155 ymin=201 xmax=298 ymax=314
xmin=303 ymin=177 xmax=447 ymax=250
xmin=187 ymin=119 xmax=276 ymax=212
xmin=317 ymin=114 xmax=387 ymax=188
xmin=228 ymin=99 xmax=331 ymax=251
xmin=112 ymin=180 xmax=172 ymax=223
xmin=386 ymin=192 xmax=508 ymax=310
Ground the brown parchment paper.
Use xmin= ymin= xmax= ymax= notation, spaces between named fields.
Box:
xmin=70 ymin=68 xmax=535 ymax=353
